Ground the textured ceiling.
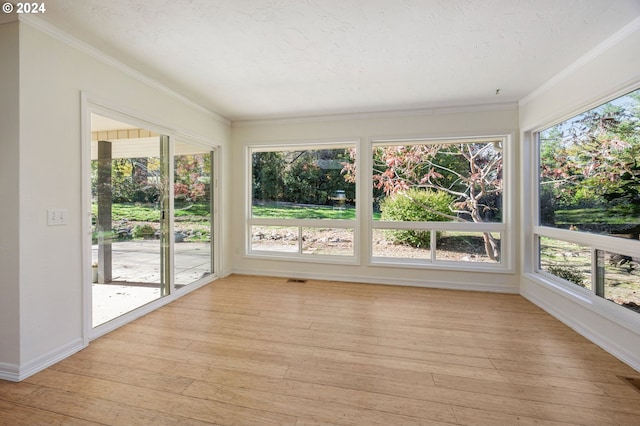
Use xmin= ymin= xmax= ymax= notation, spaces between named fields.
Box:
xmin=37 ymin=0 xmax=640 ymax=121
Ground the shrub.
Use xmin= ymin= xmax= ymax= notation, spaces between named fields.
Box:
xmin=380 ymin=189 xmax=453 ymax=247
xmin=548 ymin=265 xmax=587 ymax=287
xmin=132 ymin=224 xmax=156 ymax=239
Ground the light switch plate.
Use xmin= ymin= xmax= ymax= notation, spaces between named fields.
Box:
xmin=47 ymin=209 xmax=69 ymax=226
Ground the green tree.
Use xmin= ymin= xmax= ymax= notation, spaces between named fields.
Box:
xmin=252 ymin=151 xmax=285 ymax=202
xmin=539 ymin=88 xmax=640 ymax=224
xmin=93 ymin=158 xmax=161 ymax=203
xmin=283 ymin=151 xmax=323 ymax=204
xmin=253 ymin=148 xmax=355 ymax=206
xmin=282 ymin=149 xmax=355 ymax=205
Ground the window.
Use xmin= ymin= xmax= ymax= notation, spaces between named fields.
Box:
xmin=248 ymin=143 xmax=357 ymax=259
xmin=369 ymin=137 xmax=508 ymax=268
xmin=536 ymin=88 xmax=640 ymax=314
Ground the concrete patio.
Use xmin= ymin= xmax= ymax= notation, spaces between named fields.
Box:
xmin=91 ymin=240 xmax=212 ymax=326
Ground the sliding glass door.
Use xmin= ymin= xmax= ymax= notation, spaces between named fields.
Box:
xmin=91 ymin=115 xmax=168 ymax=326
xmin=90 ymin=113 xmax=215 ymax=328
xmin=174 ymin=142 xmax=214 ymax=287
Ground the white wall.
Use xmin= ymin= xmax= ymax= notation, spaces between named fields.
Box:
xmin=231 ymin=107 xmax=520 ymax=292
xmin=519 ymin=19 xmax=640 ymax=371
xmin=0 ymin=20 xmax=231 ymax=381
xmin=0 ymin=21 xmax=21 ymax=371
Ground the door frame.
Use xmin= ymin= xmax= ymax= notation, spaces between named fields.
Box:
xmin=81 ymin=94 xmax=220 ymax=344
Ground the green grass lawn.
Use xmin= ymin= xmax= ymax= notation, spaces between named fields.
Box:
xmin=555 ymin=205 xmax=639 ymax=225
xmin=93 ymin=202 xmax=390 ymax=222
xmin=252 ymin=204 xmax=357 ymax=220
xmin=97 ymin=202 xmax=640 ymax=226
xmin=92 ymin=203 xmax=210 ymax=222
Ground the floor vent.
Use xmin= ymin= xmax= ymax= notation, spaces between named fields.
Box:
xmin=287 ymin=278 xmax=307 ymax=283
xmin=620 ymin=376 xmax=640 ymax=394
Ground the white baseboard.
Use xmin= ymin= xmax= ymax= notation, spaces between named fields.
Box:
xmin=0 ymin=338 xmax=86 ymax=382
xmin=521 ymin=275 xmax=640 ymax=373
xmin=0 ymin=362 xmax=20 ymax=382
xmin=230 ymin=267 xmax=519 ymax=294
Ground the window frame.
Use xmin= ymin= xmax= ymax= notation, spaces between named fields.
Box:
xmin=367 ymin=134 xmax=514 ymax=273
xmin=82 ymin=94 xmax=221 ymax=343
xmin=245 ymin=140 xmax=360 ymax=264
xmin=530 ymin=85 xmax=640 ymax=324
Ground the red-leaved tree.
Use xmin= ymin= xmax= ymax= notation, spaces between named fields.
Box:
xmin=344 ymin=142 xmax=503 ymax=260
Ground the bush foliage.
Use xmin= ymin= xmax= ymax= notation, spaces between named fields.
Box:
xmin=380 ymin=189 xmax=453 ymax=247
xmin=132 ymin=224 xmax=156 ymax=239
xmin=547 ymin=265 xmax=587 ymax=288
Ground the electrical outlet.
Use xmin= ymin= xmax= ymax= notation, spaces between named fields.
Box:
xmin=47 ymin=209 xmax=69 ymax=226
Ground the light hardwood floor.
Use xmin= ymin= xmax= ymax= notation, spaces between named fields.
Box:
xmin=2 ymin=274 xmax=640 ymax=425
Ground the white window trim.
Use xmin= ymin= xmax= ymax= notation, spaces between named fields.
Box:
xmin=526 ymin=84 xmax=640 ymax=331
xmin=367 ymin=134 xmax=515 ymax=273
xmin=243 ymin=133 xmax=516 ymax=273
xmin=245 ymin=140 xmax=360 ymax=263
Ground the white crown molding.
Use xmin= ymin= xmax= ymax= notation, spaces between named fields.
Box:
xmin=232 ymin=101 xmax=518 ymax=127
xmin=18 ymin=14 xmax=231 ymax=126
xmin=520 ymin=15 xmax=640 ymax=107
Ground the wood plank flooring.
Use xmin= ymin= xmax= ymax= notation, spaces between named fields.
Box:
xmin=2 ymin=274 xmax=640 ymax=425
